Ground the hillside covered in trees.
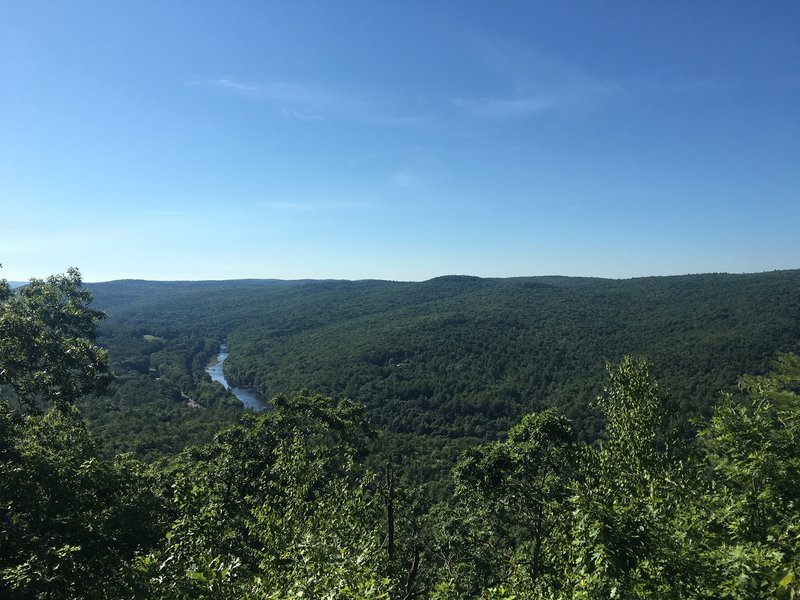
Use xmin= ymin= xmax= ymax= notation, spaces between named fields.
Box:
xmin=84 ymin=270 xmax=800 ymax=459
xmin=1 ymin=269 xmax=800 ymax=597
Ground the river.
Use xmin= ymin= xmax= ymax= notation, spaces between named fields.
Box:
xmin=205 ymin=342 xmax=266 ymax=411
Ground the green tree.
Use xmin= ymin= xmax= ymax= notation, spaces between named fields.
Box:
xmin=437 ymin=408 xmax=578 ymax=597
xmin=567 ymin=356 xmax=706 ymax=598
xmin=0 ymin=268 xmax=112 ymax=411
xmin=137 ymin=391 xmax=391 ymax=599
xmin=0 ymin=268 xmax=163 ymax=598
xmin=0 ymin=404 xmax=164 ymax=598
xmin=698 ymin=353 xmax=800 ymax=598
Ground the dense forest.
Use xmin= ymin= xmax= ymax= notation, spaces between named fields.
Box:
xmin=83 ymin=271 xmax=800 ymax=468
xmin=2 ymin=269 xmax=800 ymax=597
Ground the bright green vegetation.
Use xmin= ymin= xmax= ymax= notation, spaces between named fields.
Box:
xmin=2 ymin=269 xmax=800 ymax=597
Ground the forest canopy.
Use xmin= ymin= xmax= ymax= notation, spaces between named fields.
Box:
xmin=86 ymin=270 xmax=800 ymax=453
xmin=1 ymin=269 xmax=799 ymax=598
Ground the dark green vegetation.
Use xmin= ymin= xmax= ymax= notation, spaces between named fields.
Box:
xmin=81 ymin=325 xmax=242 ymax=460
xmin=2 ymin=269 xmax=800 ymax=597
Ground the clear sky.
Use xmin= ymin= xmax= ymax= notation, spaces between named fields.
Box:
xmin=1 ymin=1 xmax=798 ymax=282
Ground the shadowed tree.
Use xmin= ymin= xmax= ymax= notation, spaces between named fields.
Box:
xmin=0 ymin=268 xmax=163 ymax=598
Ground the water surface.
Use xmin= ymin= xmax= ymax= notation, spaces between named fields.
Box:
xmin=206 ymin=342 xmax=265 ymax=411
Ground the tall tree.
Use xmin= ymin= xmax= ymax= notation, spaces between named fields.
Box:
xmin=0 ymin=269 xmax=162 ymax=598
xmin=438 ymin=408 xmax=578 ymax=597
xmin=567 ymin=356 xmax=706 ymax=598
xmin=0 ymin=268 xmax=112 ymax=411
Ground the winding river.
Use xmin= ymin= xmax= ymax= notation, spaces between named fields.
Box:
xmin=205 ymin=342 xmax=266 ymax=411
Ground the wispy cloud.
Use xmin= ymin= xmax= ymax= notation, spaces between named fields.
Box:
xmin=140 ymin=210 xmax=194 ymax=216
xmin=266 ymin=202 xmax=314 ymax=211
xmin=659 ymin=77 xmax=729 ymax=93
xmin=264 ymin=200 xmax=370 ymax=212
xmin=186 ymin=77 xmax=424 ymax=125
xmin=393 ymin=170 xmax=421 ymax=188
xmin=455 ymin=96 xmax=554 ymax=119
xmin=0 ymin=230 xmax=114 ymax=255
xmin=454 ymin=36 xmax=621 ymax=119
xmin=327 ymin=200 xmax=369 ymax=210
xmin=456 ymin=80 xmax=619 ymax=119
xmin=186 ymin=78 xmax=260 ymax=95
xmin=280 ymin=108 xmax=324 ymax=121
xmin=186 ymin=78 xmax=339 ymax=120
xmin=639 ymin=71 xmax=732 ymax=95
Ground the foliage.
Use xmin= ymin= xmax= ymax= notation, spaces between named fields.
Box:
xmin=3 ymin=268 xmax=800 ymax=597
xmin=87 ymin=271 xmax=800 ymax=452
xmin=697 ymin=353 xmax=800 ymax=598
xmin=135 ymin=391 xmax=391 ymax=599
xmin=0 ymin=268 xmax=112 ymax=411
xmin=565 ymin=357 xmax=709 ymax=598
xmin=439 ymin=409 xmax=578 ymax=596
xmin=81 ymin=324 xmax=242 ymax=461
xmin=0 ymin=404 xmax=165 ymax=598
xmin=0 ymin=269 xmax=163 ymax=598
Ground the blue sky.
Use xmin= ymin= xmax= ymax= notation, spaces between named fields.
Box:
xmin=1 ymin=1 xmax=798 ymax=282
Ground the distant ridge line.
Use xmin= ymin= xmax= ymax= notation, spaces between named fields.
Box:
xmin=87 ymin=268 xmax=800 ymax=286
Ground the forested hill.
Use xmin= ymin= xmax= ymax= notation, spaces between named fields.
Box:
xmin=89 ymin=270 xmax=800 ymax=442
